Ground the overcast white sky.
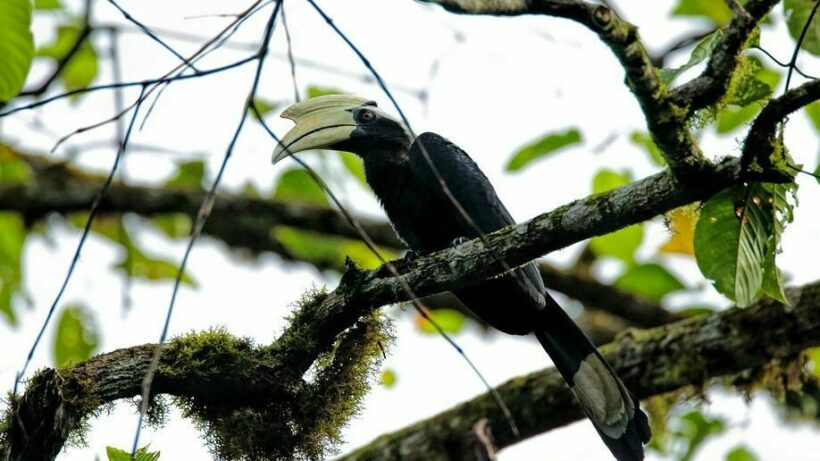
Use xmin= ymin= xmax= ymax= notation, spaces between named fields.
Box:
xmin=1 ymin=0 xmax=819 ymax=460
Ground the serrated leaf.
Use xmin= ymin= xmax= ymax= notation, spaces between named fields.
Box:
xmin=416 ymin=308 xmax=465 ymax=335
xmin=0 ymin=212 xmax=25 ymax=325
xmin=660 ymin=29 xmax=723 ymax=84
xmin=672 ymin=0 xmax=733 ymax=25
xmin=53 ymin=304 xmax=99 ymax=367
xmin=726 ymin=445 xmax=759 ymax=461
xmin=694 ymin=184 xmax=774 ymax=306
xmin=760 ymin=182 xmax=795 ymax=304
xmin=339 ymin=151 xmax=367 ymax=186
xmin=614 ymin=263 xmax=685 ymax=301
xmin=307 ymin=85 xmax=342 ymax=99
xmin=660 ymin=207 xmax=697 ymax=256
xmin=505 ymin=128 xmax=582 ymax=172
xmin=164 ymin=160 xmax=205 ymax=188
xmin=107 ymin=446 xmax=161 ymax=461
xmin=784 ymin=0 xmax=820 ymax=56
xmin=273 ymin=168 xmax=328 ymax=207
xmin=629 ymin=131 xmax=666 ymax=166
xmin=0 ymin=0 xmax=35 ymax=101
xmin=805 ymin=100 xmax=820 ymax=129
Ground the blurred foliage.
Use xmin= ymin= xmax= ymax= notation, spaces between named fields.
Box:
xmin=630 ymin=131 xmax=666 ymax=166
xmin=589 ymin=169 xmax=644 ymax=265
xmin=672 ymin=410 xmax=727 ymax=461
xmin=660 ymin=30 xmax=723 ymax=84
xmin=307 ymin=85 xmax=342 ymax=99
xmin=0 ymin=213 xmax=26 ymax=325
xmin=0 ymin=0 xmax=34 ymax=102
xmin=725 ymin=445 xmax=759 ymax=461
xmin=660 ymin=207 xmax=697 ymax=256
xmin=106 ymin=446 xmax=161 ymax=461
xmin=37 ymin=24 xmax=98 ymax=94
xmin=614 ymin=263 xmax=684 ymax=301
xmin=273 ymin=226 xmax=395 ymax=270
xmin=273 ymin=168 xmax=329 ymax=207
xmin=53 ymin=304 xmax=99 ymax=367
xmin=672 ymin=0 xmax=733 ymax=25
xmin=164 ymin=159 xmax=205 ymax=189
xmin=505 ymin=128 xmax=582 ymax=172
xmin=805 ymin=101 xmax=820 ymax=129
xmin=379 ymin=369 xmax=397 ymax=388
xmin=784 ymin=0 xmax=820 ymax=55
xmin=717 ymin=57 xmax=781 ymax=133
xmin=250 ymin=97 xmax=279 ymax=120
xmin=415 ymin=308 xmax=466 ymax=335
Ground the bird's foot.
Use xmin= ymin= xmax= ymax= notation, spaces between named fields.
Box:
xmin=377 ymin=250 xmax=418 ymax=277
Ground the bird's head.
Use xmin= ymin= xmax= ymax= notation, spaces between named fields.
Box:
xmin=272 ymin=95 xmax=411 ymax=164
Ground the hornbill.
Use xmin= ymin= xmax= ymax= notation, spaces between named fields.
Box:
xmin=272 ymin=95 xmax=651 ymax=460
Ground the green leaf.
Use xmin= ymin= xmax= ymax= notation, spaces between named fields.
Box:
xmin=34 ymin=0 xmax=62 ymax=10
xmin=592 ymin=169 xmax=630 ymax=194
xmin=107 ymin=446 xmax=161 ymax=461
xmin=807 ymin=347 xmax=820 ymax=378
xmin=164 ymin=160 xmax=205 ymax=188
xmin=0 ymin=0 xmax=35 ymax=101
xmin=760 ymin=182 xmax=795 ymax=304
xmin=784 ymin=0 xmax=820 ymax=56
xmin=416 ymin=309 xmax=465 ymax=335
xmin=0 ymin=145 xmax=32 ymax=183
xmin=614 ymin=263 xmax=685 ymax=301
xmin=505 ymin=128 xmax=582 ymax=172
xmin=805 ymin=100 xmax=820 ymax=130
xmin=629 ymin=131 xmax=666 ymax=166
xmin=273 ymin=226 xmax=396 ymax=271
xmin=379 ymin=369 xmax=397 ymax=388
xmin=726 ymin=58 xmax=780 ymax=107
xmin=674 ymin=410 xmax=726 ymax=461
xmin=273 ymin=168 xmax=328 ymax=207
xmin=307 ymin=85 xmax=342 ymax=99
xmin=590 ymin=170 xmax=643 ymax=263
xmin=250 ymin=98 xmax=278 ymax=120
xmin=152 ymin=214 xmax=192 ymax=239
xmin=660 ymin=29 xmax=723 ymax=84
xmin=38 ymin=25 xmax=98 ymax=92
xmin=694 ymin=184 xmax=774 ymax=306
xmin=726 ymin=446 xmax=759 ymax=461
xmin=339 ymin=151 xmax=367 ymax=186
xmin=53 ymin=304 xmax=99 ymax=367
xmin=0 ymin=213 xmax=25 ymax=325
xmin=117 ymin=245 xmax=196 ymax=286
xmin=672 ymin=0 xmax=733 ymax=25
xmin=716 ymin=104 xmax=760 ymax=133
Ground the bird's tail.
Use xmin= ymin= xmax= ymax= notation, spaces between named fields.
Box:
xmin=535 ymin=297 xmax=651 ymax=461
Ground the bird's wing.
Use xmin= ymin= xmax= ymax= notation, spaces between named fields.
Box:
xmin=408 ymin=132 xmax=515 ymax=237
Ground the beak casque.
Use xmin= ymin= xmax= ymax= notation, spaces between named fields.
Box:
xmin=272 ymin=95 xmax=374 ymax=164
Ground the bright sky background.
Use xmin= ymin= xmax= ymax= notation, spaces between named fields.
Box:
xmin=1 ymin=0 xmax=819 ymax=460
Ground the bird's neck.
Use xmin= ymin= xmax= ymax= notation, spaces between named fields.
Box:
xmin=362 ymin=147 xmax=413 ymax=207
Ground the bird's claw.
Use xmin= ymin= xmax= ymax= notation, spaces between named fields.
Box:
xmin=377 ymin=250 xmax=418 ymax=277
xmin=451 ymin=236 xmax=469 ymax=247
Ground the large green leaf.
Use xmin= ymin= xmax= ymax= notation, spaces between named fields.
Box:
xmin=760 ymin=182 xmax=795 ymax=304
xmin=716 ymin=104 xmax=759 ymax=133
xmin=0 ymin=213 xmax=25 ymax=325
xmin=694 ymin=184 xmax=774 ymax=306
xmin=53 ymin=304 xmax=99 ymax=367
xmin=273 ymin=226 xmax=395 ymax=271
xmin=784 ymin=0 xmax=820 ymax=56
xmin=505 ymin=128 xmax=582 ymax=172
xmin=589 ymin=170 xmax=643 ymax=264
xmin=38 ymin=25 xmax=98 ymax=92
xmin=0 ymin=0 xmax=35 ymax=101
xmin=672 ymin=0 xmax=732 ymax=25
xmin=273 ymin=168 xmax=328 ymax=207
xmin=614 ymin=263 xmax=685 ymax=301
xmin=660 ymin=29 xmax=723 ymax=84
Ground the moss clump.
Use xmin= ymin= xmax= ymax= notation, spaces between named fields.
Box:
xmin=173 ymin=289 xmax=392 ymax=461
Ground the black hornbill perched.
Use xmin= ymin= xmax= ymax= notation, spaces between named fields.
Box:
xmin=272 ymin=95 xmax=651 ymax=460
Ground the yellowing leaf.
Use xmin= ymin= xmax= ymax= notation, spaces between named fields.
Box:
xmin=379 ymin=369 xmax=397 ymax=388
xmin=415 ymin=309 xmax=465 ymax=335
xmin=660 ymin=207 xmax=698 ymax=256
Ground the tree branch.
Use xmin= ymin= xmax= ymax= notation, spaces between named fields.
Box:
xmin=341 ymin=281 xmax=820 ymax=461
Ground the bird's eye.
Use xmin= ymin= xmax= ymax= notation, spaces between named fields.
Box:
xmin=357 ymin=109 xmax=376 ymax=123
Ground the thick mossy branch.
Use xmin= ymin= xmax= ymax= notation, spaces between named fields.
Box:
xmin=0 ymin=288 xmax=391 ymax=461
xmin=341 ymin=282 xmax=820 ymax=461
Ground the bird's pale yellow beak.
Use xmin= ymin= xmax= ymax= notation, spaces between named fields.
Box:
xmin=272 ymin=95 xmax=372 ymax=164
